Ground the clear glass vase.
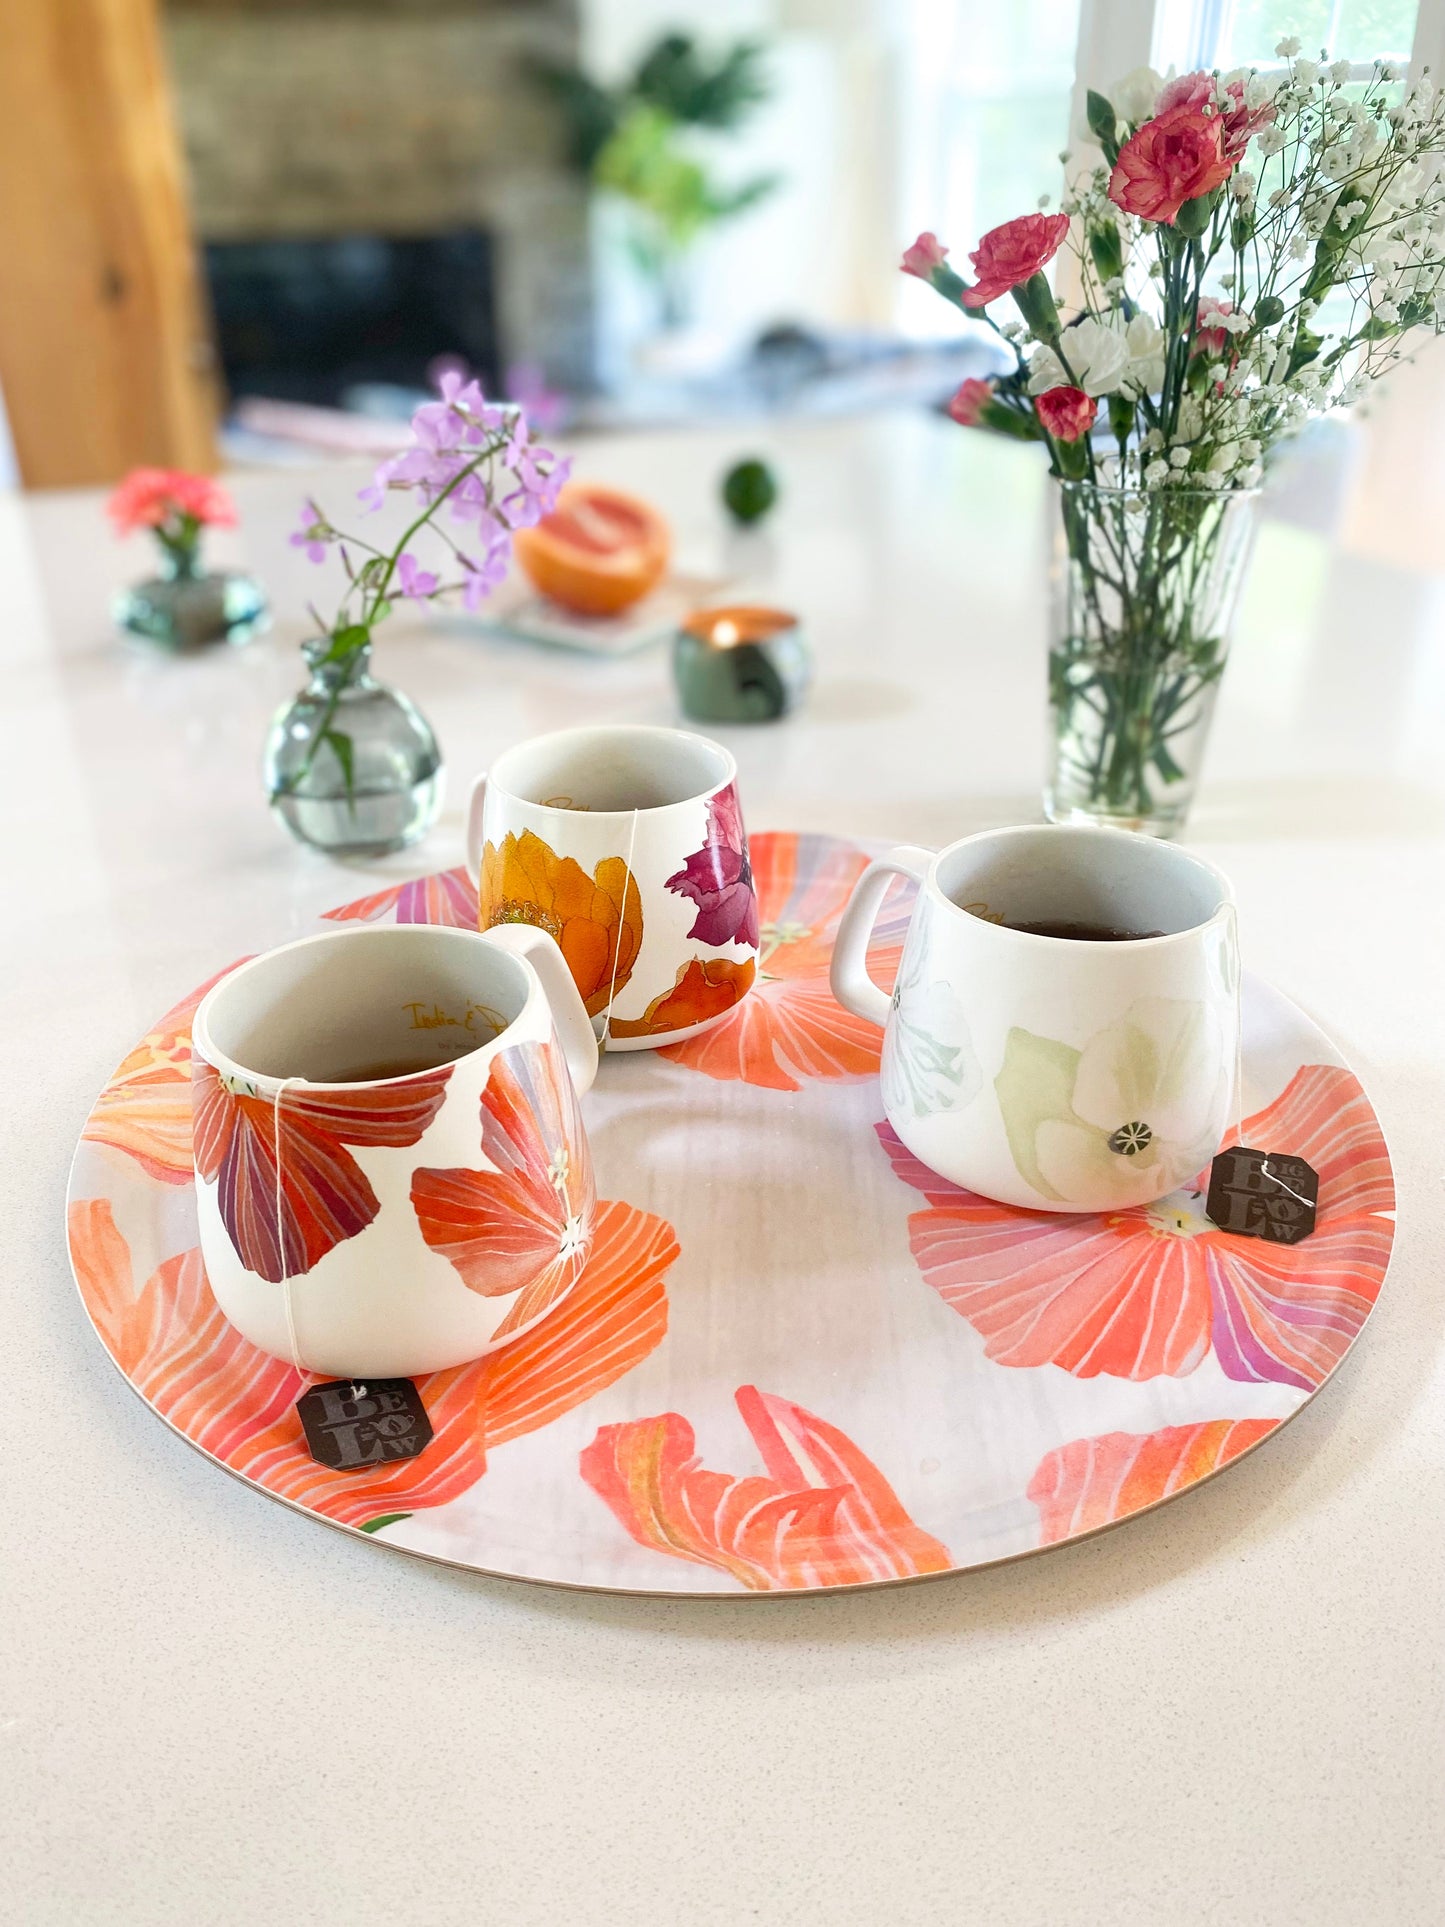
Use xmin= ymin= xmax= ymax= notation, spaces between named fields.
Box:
xmin=264 ymin=639 xmax=443 ymax=857
xmin=113 ymin=548 xmax=269 ymax=652
xmin=1046 ymin=481 xmax=1258 ymax=838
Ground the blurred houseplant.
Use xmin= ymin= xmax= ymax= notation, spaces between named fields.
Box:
xmin=109 ymin=469 xmax=268 ymax=651
xmin=533 ymin=32 xmax=778 ymax=330
xmin=907 ymin=45 xmax=1445 ymax=835
xmin=266 ymin=374 xmax=568 ymax=857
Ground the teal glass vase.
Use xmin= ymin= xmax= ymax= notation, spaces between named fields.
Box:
xmin=264 ymin=639 xmax=443 ymax=858
xmin=113 ymin=547 xmax=269 ymax=652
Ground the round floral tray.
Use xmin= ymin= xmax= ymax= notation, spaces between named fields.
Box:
xmin=66 ymin=831 xmax=1395 ymax=1595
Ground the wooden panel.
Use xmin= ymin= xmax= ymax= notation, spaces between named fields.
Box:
xmin=0 ymin=0 xmax=218 ymax=488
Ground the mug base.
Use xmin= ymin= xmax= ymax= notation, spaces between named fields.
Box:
xmin=599 ymin=998 xmax=748 ymax=1053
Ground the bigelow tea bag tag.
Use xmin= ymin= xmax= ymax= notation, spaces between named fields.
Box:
xmin=1205 ymin=1146 xmax=1319 ymax=1245
xmin=296 ymin=1379 xmax=434 ymax=1471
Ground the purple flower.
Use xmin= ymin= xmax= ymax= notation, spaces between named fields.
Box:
xmin=505 ymin=360 xmax=566 ymax=432
xmin=665 ymin=785 xmax=759 ymax=950
xmin=458 ymin=543 xmax=510 ymax=611
xmin=396 ymin=551 xmax=439 ymax=600
xmin=289 ymin=499 xmax=332 ymax=563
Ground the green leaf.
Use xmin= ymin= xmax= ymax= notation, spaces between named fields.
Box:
xmin=1086 ymin=89 xmax=1116 ymax=143
xmin=323 ymin=728 xmax=356 ymax=806
xmin=359 ymin=1512 xmax=412 ymax=1535
xmin=1287 ymin=324 xmax=1323 ymax=374
xmin=323 ymin=623 xmax=370 ymax=665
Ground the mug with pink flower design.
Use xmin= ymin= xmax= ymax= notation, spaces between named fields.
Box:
xmin=465 ymin=723 xmax=760 ymax=1049
xmin=190 ymin=922 xmax=600 ymax=1377
xmin=831 ymin=824 xmax=1240 ymax=1213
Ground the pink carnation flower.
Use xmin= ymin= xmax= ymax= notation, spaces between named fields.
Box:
xmin=1191 ymin=295 xmax=1235 ymax=358
xmin=107 ymin=468 xmax=237 ymax=536
xmin=947 ymin=378 xmax=993 ymax=426
xmin=960 ymin=212 xmax=1070 ymax=308
xmin=1108 ymin=105 xmax=1235 ymax=224
xmin=1034 ymin=386 xmax=1097 ymax=443
xmin=901 ymin=232 xmax=949 ymax=280
xmin=1157 ymin=70 xmax=1276 ymax=163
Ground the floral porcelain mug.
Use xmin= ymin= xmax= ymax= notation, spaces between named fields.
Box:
xmin=465 ymin=723 xmax=759 ymax=1049
xmin=831 ymin=824 xmax=1239 ymax=1212
xmin=190 ymin=923 xmax=599 ymax=1377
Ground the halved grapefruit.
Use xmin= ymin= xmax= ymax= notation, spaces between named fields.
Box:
xmin=513 ymin=482 xmax=671 ymax=617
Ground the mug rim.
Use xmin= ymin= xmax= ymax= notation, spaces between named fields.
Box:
xmin=921 ymin=822 xmax=1234 ymax=949
xmin=191 ymin=925 xmax=540 ymax=1094
xmin=487 ymin=721 xmax=737 ymax=820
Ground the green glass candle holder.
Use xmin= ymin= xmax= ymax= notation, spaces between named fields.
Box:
xmin=674 ymin=605 xmax=810 ymax=724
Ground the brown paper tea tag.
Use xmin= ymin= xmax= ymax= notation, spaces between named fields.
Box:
xmin=1205 ymin=1146 xmax=1318 ymax=1245
xmin=296 ymin=1379 xmax=434 ymax=1472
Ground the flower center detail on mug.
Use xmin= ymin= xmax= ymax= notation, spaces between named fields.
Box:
xmin=758 ymin=919 xmax=811 ymax=972
xmin=489 ymin=898 xmax=564 ymax=945
xmin=995 ymin=995 xmax=1226 ymax=1208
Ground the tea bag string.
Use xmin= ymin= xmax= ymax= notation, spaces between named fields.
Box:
xmin=271 ymin=1076 xmax=307 ymax=1375
xmin=1222 ymin=902 xmax=1313 ymax=1210
xmin=600 ymin=806 xmax=642 ymax=1053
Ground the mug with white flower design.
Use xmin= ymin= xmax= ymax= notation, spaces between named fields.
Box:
xmin=190 ymin=923 xmax=600 ymax=1378
xmin=831 ymin=825 xmax=1239 ymax=1212
xmin=464 ymin=723 xmax=760 ymax=1049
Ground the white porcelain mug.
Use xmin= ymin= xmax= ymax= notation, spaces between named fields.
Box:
xmin=465 ymin=723 xmax=759 ymax=1050
xmin=830 ymin=825 xmax=1239 ymax=1212
xmin=190 ymin=922 xmax=599 ymax=1377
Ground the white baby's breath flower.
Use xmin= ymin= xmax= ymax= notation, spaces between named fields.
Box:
xmin=1276 ymin=35 xmax=1302 ymax=58
xmin=1144 ymin=460 xmax=1170 ymax=486
xmin=1295 ymin=58 xmax=1321 ymax=86
xmin=1257 ymin=126 xmax=1287 ymax=156
xmin=1330 ymin=60 xmax=1352 ymax=83
xmin=1208 ymin=444 xmax=1237 ymax=473
xmin=1289 ymin=233 xmax=1311 ymax=260
xmin=1374 ymin=297 xmax=1402 ymax=324
xmin=1168 ymin=447 xmax=1192 ymax=469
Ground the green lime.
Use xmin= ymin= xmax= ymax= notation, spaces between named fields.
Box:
xmin=722 ymin=458 xmax=778 ymax=527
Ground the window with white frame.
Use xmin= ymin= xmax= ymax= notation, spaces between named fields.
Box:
xmin=1153 ymin=0 xmax=1421 ymax=69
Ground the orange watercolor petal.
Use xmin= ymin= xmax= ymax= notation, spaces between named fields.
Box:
xmin=1028 ymin=1418 xmax=1279 ymax=1543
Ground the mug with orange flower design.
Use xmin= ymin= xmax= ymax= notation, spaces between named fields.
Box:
xmin=465 ymin=723 xmax=760 ymax=1049
xmin=190 ymin=922 xmax=600 ymax=1378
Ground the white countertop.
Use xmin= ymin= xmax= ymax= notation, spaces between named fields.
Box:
xmin=4 ymin=411 xmax=1442 ymax=1925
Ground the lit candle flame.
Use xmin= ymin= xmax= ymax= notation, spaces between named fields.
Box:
xmin=712 ymin=619 xmax=740 ymax=646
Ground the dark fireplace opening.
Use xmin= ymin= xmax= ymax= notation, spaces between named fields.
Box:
xmin=204 ymin=229 xmax=499 ymax=407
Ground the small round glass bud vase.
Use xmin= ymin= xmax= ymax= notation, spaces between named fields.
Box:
xmin=674 ymin=605 xmax=810 ymax=724
xmin=113 ymin=549 xmax=270 ymax=652
xmin=264 ymin=638 xmax=443 ymax=858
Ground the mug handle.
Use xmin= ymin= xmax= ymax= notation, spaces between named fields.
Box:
xmin=464 ymin=771 xmax=488 ymax=885
xmin=480 ymin=924 xmax=599 ymax=1097
xmin=829 ymin=845 xmax=934 ymax=1028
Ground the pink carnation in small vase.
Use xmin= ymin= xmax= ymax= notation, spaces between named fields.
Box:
xmin=109 ymin=468 xmax=269 ymax=653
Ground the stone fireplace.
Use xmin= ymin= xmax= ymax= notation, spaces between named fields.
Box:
xmin=163 ymin=0 xmax=594 ymax=404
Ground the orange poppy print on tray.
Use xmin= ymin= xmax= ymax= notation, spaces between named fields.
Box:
xmin=581 ymin=1384 xmax=950 ymax=1590
xmin=81 ymin=961 xmax=248 ymax=1184
xmin=192 ymin=1060 xmax=453 ymax=1283
xmin=412 ymin=1035 xmax=597 ymax=1340
xmin=480 ymin=829 xmax=643 ymax=1018
xmin=322 ymin=866 xmax=479 ymax=930
xmin=68 ymin=1194 xmax=678 ymax=1532
xmin=658 ymin=831 xmax=913 ymax=1090
xmin=876 ymin=1063 xmax=1393 ymax=1391
xmin=1028 ymin=1418 xmax=1279 ymax=1544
